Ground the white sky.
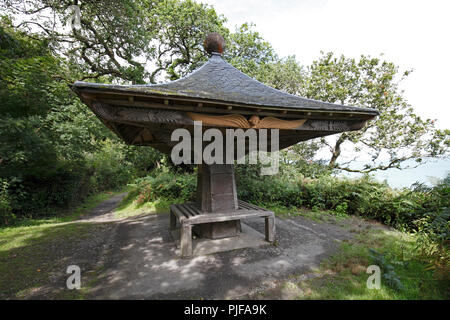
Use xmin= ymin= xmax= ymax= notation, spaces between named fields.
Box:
xmin=202 ymin=0 xmax=450 ymax=130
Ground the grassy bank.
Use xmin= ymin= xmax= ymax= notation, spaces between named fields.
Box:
xmin=247 ymin=211 xmax=448 ymax=300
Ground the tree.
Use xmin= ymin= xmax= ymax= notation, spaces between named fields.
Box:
xmin=244 ymin=51 xmax=449 ymax=174
xmin=255 ymin=55 xmax=304 ymax=95
xmin=2 ymin=0 xmax=280 ymax=84
xmin=224 ymin=23 xmax=276 ymax=78
xmin=2 ymin=0 xmax=231 ymax=83
xmin=0 ymin=19 xmax=164 ymax=216
xmin=2 ymin=0 xmax=157 ymax=83
xmin=302 ymin=52 xmax=449 ymax=173
xmin=0 ymin=21 xmax=61 ymax=177
xmin=150 ymin=0 xmax=228 ymax=82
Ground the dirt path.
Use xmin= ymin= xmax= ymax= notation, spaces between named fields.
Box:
xmin=78 ymin=193 xmax=128 ymax=223
xmin=11 ymin=194 xmax=377 ymax=300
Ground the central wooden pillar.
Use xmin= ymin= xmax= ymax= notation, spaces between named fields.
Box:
xmin=194 ymin=164 xmax=241 ymax=239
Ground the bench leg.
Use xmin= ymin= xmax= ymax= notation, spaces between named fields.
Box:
xmin=237 ymin=220 xmax=242 ymax=233
xmin=169 ymin=209 xmax=177 ymax=231
xmin=181 ymin=224 xmax=193 ymax=258
xmin=265 ymin=216 xmax=275 ymax=242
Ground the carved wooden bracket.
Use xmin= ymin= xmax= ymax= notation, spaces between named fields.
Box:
xmin=186 ymin=112 xmax=307 ymax=129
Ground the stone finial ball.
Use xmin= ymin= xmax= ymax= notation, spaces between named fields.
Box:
xmin=203 ymin=33 xmax=225 ymax=54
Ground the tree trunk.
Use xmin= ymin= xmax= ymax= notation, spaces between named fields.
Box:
xmin=328 ymin=134 xmax=346 ymax=168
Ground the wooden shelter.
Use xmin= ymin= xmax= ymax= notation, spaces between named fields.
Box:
xmin=72 ymin=33 xmax=378 ymax=257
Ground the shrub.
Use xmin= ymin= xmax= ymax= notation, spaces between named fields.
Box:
xmin=129 ymin=170 xmax=196 ymax=205
xmin=122 ymin=163 xmax=450 ymax=268
xmin=236 ymin=168 xmax=449 ymax=240
xmin=0 ymin=138 xmax=156 ymax=225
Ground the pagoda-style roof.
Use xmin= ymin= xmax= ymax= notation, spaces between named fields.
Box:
xmin=72 ymin=34 xmax=379 ymax=155
xmin=73 ymin=53 xmax=377 ymax=116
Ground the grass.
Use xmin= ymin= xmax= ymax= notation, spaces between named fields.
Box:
xmin=3 ymin=190 xmax=124 ymax=229
xmin=0 ymin=219 xmax=106 ymax=299
xmin=114 ymin=192 xmax=175 ymax=218
xmin=0 ymin=189 xmax=121 ymax=248
xmin=255 ymin=203 xmax=299 ymax=216
xmin=256 ymin=202 xmax=350 ymax=225
xmin=0 ymin=189 xmax=123 ymax=299
xmin=254 ymin=223 xmax=448 ymax=300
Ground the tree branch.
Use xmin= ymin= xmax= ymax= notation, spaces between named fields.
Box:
xmin=334 ymin=157 xmax=423 ymax=174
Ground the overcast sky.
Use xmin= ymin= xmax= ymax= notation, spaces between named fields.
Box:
xmin=203 ymin=0 xmax=449 ymax=130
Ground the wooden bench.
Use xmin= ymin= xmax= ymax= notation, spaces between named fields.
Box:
xmin=170 ymin=200 xmax=275 ymax=257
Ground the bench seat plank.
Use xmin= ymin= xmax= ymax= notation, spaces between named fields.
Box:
xmin=170 ymin=202 xmax=274 ymax=226
xmin=170 ymin=200 xmax=276 ymax=257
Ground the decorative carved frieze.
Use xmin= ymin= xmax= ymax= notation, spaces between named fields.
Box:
xmin=186 ymin=112 xmax=307 ymax=129
xmin=91 ymin=102 xmax=193 ymax=126
xmin=90 ymin=102 xmax=367 ymax=147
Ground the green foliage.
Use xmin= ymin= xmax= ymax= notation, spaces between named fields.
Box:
xmin=255 ymin=55 xmax=304 ymax=94
xmin=2 ymin=0 xmax=157 ymax=83
xmin=409 ymin=177 xmax=450 ymax=275
xmin=411 ymin=177 xmax=450 ymax=241
xmin=301 ymin=227 xmax=447 ymax=299
xmin=235 ymin=164 xmax=305 ymax=208
xmin=236 ymin=165 xmax=450 ymax=240
xmin=2 ymin=0 xmax=228 ymax=84
xmin=84 ymin=140 xmax=135 ymax=192
xmin=127 ymin=164 xmax=448 ymax=249
xmin=0 ymin=22 xmax=163 ymax=224
xmin=151 ymin=0 xmax=228 ymax=81
xmin=225 ymin=23 xmax=276 ymax=77
xmin=2 ymin=0 xmax=281 ymax=85
xmin=127 ymin=170 xmax=196 ymax=205
xmin=279 ymin=142 xmax=331 ymax=178
xmin=0 ymin=23 xmax=62 ymax=178
xmin=0 ymin=22 xmax=60 ymax=118
xmin=369 ymin=248 xmax=405 ymax=291
xmin=0 ymin=179 xmax=14 ymax=225
xmin=304 ymin=52 xmax=449 ymax=172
